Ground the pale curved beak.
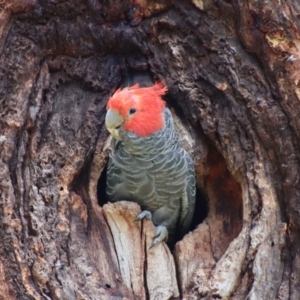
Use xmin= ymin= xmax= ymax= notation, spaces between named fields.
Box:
xmin=105 ymin=109 xmax=124 ymax=140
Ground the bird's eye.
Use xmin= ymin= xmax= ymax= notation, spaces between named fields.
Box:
xmin=129 ymin=108 xmax=136 ymax=114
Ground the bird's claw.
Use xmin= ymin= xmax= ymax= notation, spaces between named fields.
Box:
xmin=149 ymin=225 xmax=168 ymax=249
xmin=134 ymin=213 xmax=168 ymax=249
xmin=134 ymin=210 xmax=152 ymax=222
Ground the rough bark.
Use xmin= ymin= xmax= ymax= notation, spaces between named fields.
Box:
xmin=0 ymin=0 xmax=299 ymax=299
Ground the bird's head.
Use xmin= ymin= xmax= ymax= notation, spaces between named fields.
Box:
xmin=105 ymin=82 xmax=167 ymax=139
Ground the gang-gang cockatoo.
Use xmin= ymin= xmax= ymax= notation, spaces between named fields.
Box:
xmin=105 ymin=82 xmax=195 ymax=247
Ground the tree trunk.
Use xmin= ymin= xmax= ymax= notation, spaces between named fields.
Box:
xmin=0 ymin=0 xmax=299 ymax=299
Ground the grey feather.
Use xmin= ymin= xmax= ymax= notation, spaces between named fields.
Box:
xmin=106 ymin=108 xmax=196 ymax=242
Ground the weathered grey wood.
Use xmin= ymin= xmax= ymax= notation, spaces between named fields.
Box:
xmin=103 ymin=201 xmax=179 ymax=300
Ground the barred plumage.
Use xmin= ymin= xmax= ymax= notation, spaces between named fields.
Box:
xmin=106 ymin=108 xmax=196 ymax=243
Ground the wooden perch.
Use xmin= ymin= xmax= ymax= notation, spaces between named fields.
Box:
xmin=103 ymin=201 xmax=179 ymax=300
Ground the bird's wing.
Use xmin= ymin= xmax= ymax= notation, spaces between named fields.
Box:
xmin=106 ymin=154 xmax=121 ymax=201
xmin=180 ymin=150 xmax=196 ymax=237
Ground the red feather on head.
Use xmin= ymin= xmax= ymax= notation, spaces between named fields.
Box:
xmin=107 ymin=82 xmax=168 ymax=137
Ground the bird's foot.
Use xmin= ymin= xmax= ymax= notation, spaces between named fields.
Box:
xmin=134 ymin=210 xmax=152 ymax=222
xmin=150 ymin=225 xmax=168 ymax=249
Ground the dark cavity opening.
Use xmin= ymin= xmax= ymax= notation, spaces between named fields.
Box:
xmin=190 ymin=187 xmax=208 ymax=232
xmin=201 ymin=144 xmax=243 ymax=259
xmin=97 ymin=163 xmax=108 ymax=207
